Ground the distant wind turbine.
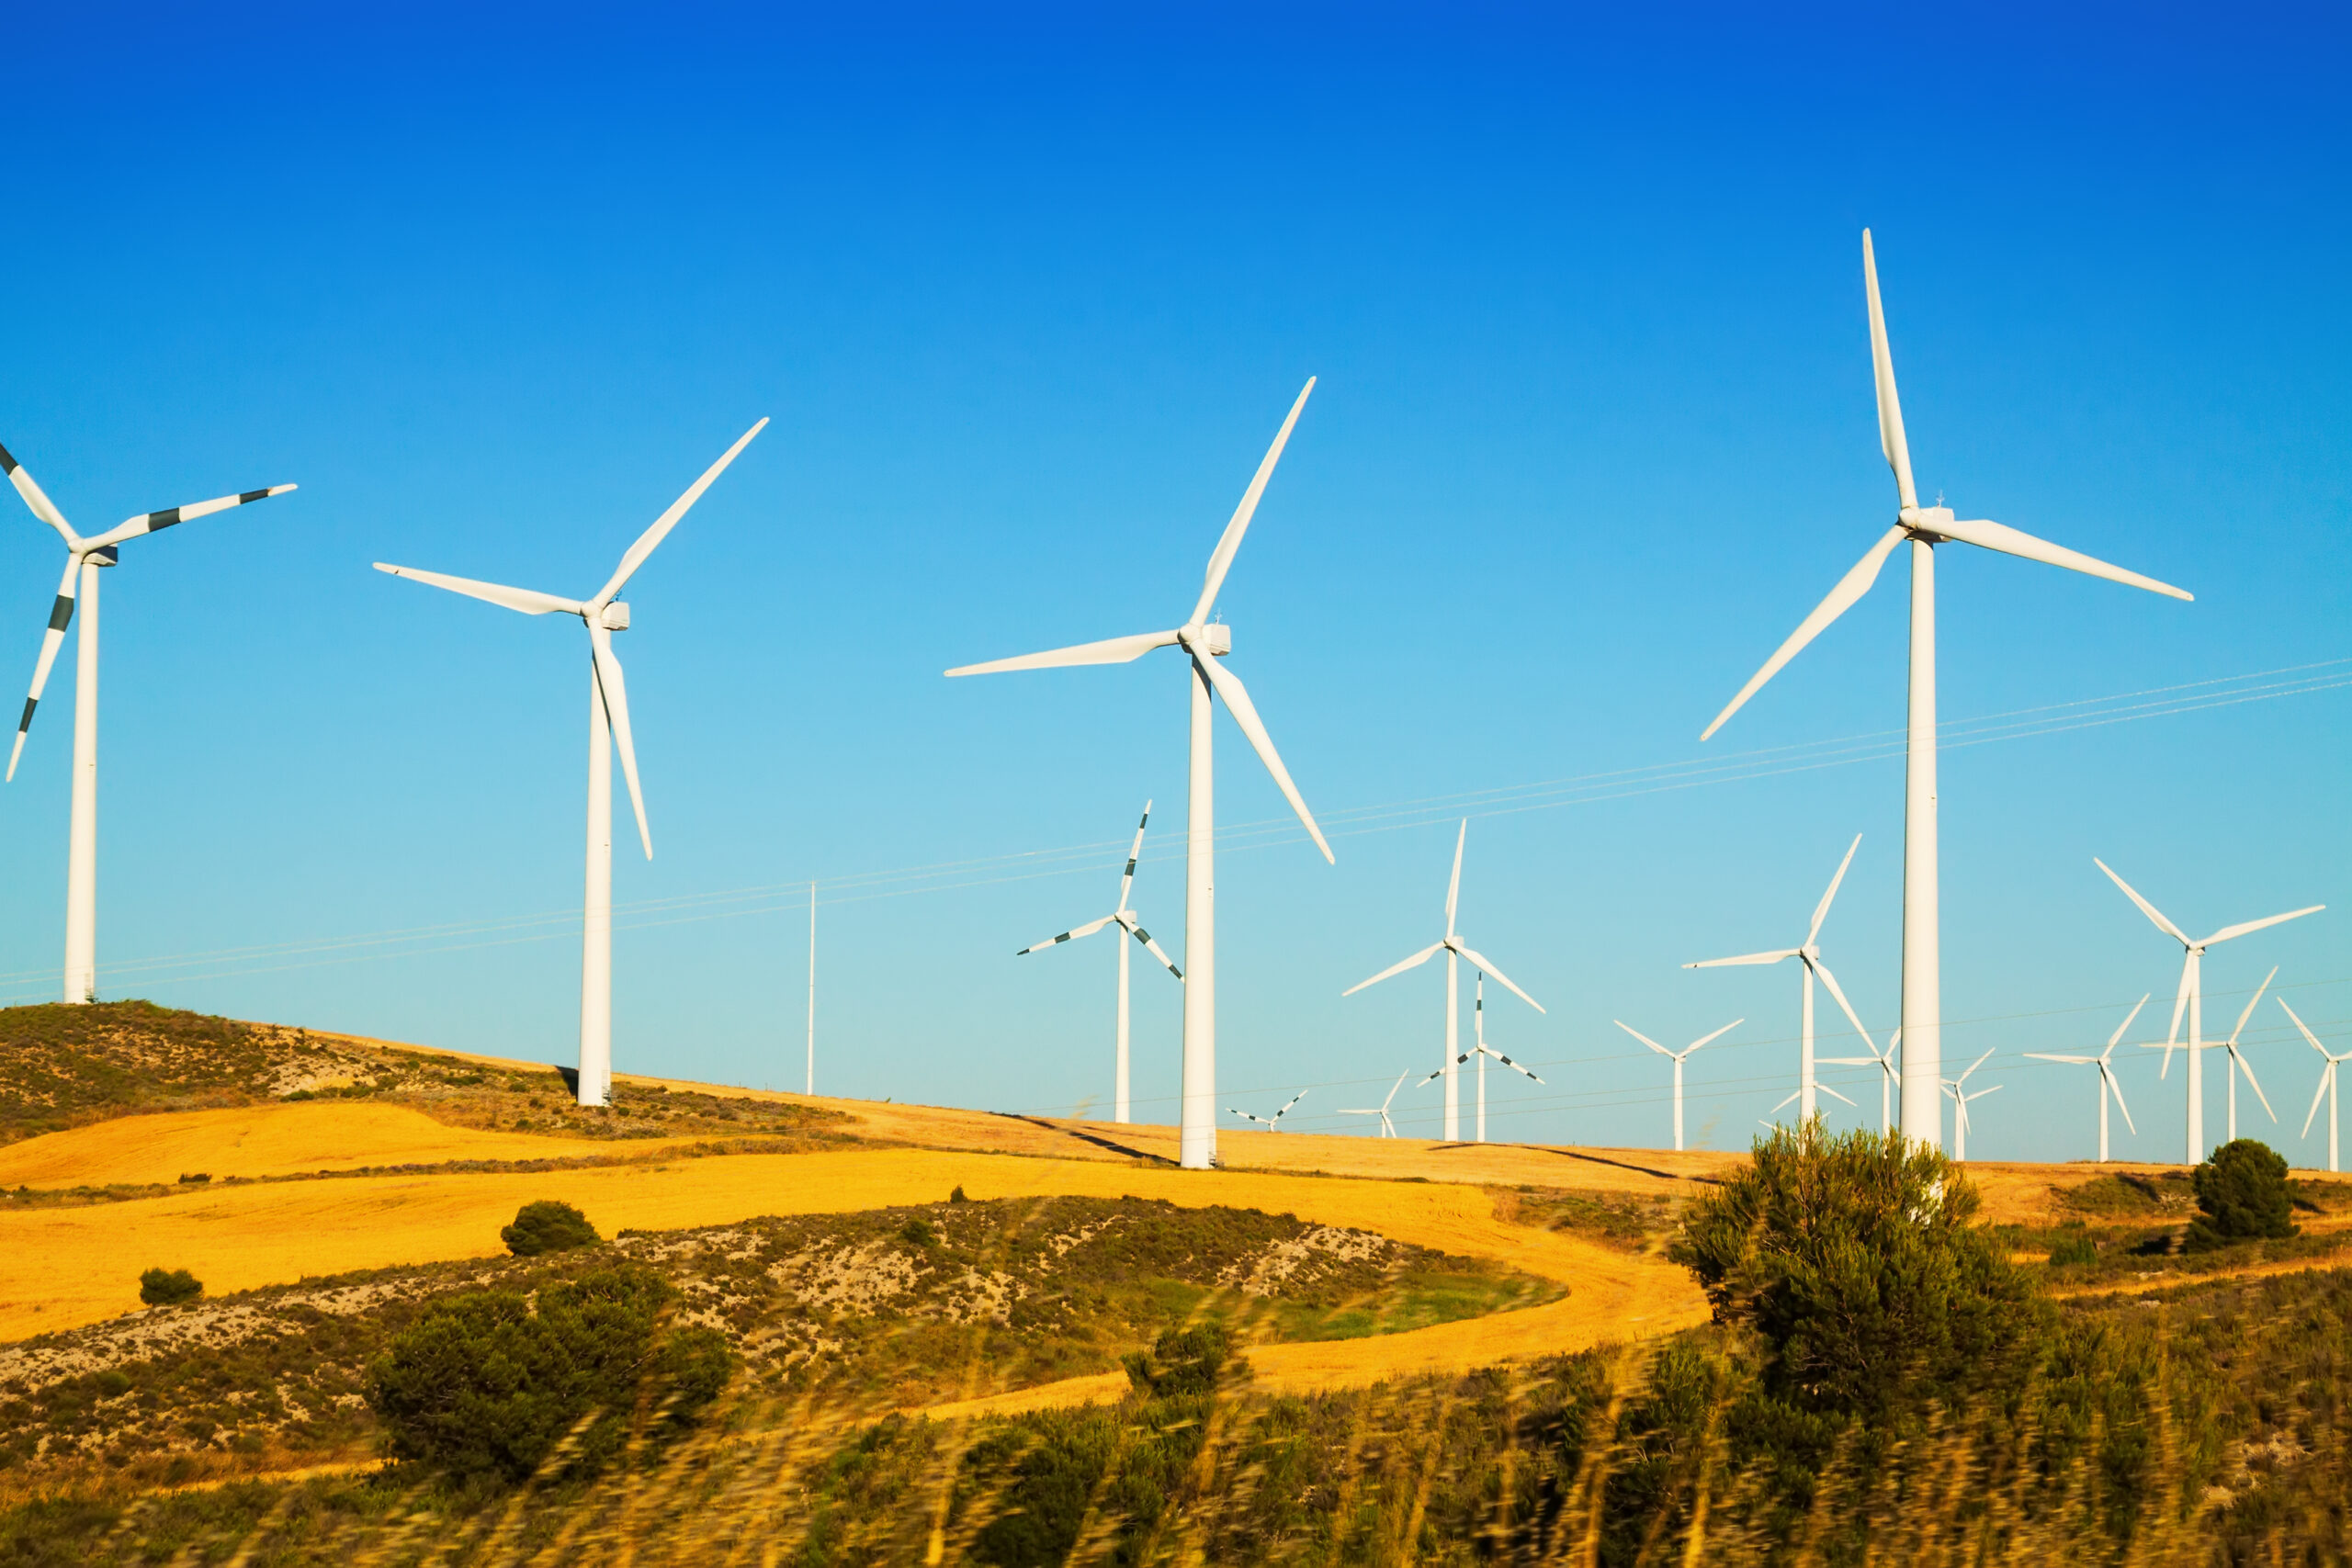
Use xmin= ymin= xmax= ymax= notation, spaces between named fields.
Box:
xmin=2211 ymin=968 xmax=2280 ymax=1145
xmin=949 ymin=381 xmax=1333 ymax=1170
xmin=1822 ymin=1027 xmax=1902 ymax=1134
xmin=1700 ymin=231 xmax=2193 ymax=1150
xmin=2026 ymin=996 xmax=2146 ymax=1163
xmin=376 ymin=420 xmax=766 ymax=1107
xmin=2096 ymin=857 xmax=2322 ymax=1161
xmin=1336 ymin=1071 xmax=1410 ymax=1139
xmin=1941 ymin=1050 xmax=2000 ymax=1161
xmin=1346 ymin=821 xmax=1544 ymax=1142
xmin=1230 ymin=1089 xmax=1306 ymax=1132
xmin=2280 ymin=997 xmax=2348 ymax=1173
xmin=1687 ymin=835 xmax=1873 ymax=1122
xmin=1015 ymin=801 xmax=1183 ymax=1123
xmin=1615 ymin=1017 xmax=1740 ymax=1152
xmin=1419 ymin=974 xmax=1546 ymax=1144
xmin=2 ymin=439 xmax=296 ymax=1003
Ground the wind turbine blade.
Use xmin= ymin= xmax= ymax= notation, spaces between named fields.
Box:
xmin=1957 ymin=1047 xmax=1995 ymax=1085
xmin=1277 ymin=1089 xmax=1308 ymax=1118
xmin=947 ymin=628 xmax=1182 ymax=676
xmin=2199 ymin=906 xmax=2326 ymax=948
xmin=1614 ymin=1020 xmax=1675 ymax=1058
xmin=2228 ymin=968 xmax=2278 ymax=1046
xmin=1809 ymin=959 xmax=1875 ymax=1051
xmin=1382 ymin=1069 xmax=1408 ymax=1111
xmin=1124 ymin=918 xmax=1183 ymax=979
xmin=2302 ymin=1062 xmax=2332 ymax=1140
xmin=1808 ymin=834 xmax=1862 ymax=946
xmin=1190 ymin=649 xmax=1333 ymax=863
xmin=589 ymin=626 xmax=652 ymax=860
xmin=1689 ymin=1019 xmax=1743 ymax=1054
xmin=2023 ymin=1054 xmax=2098 ymax=1065
xmin=1484 ymin=1047 xmax=1543 ymax=1083
xmin=6 ymin=554 xmax=81 ymax=783
xmin=2278 ymin=998 xmax=2331 ymax=1057
xmin=1701 ymin=525 xmax=1908 ymax=741
xmin=1686 ymin=947 xmax=1803 ymax=969
xmin=2236 ymin=1051 xmax=2278 ymax=1123
xmin=2105 ymin=994 xmax=2152 ymax=1055
xmin=1818 ymin=1082 xmax=1858 ymax=1108
xmin=1343 ymin=942 xmax=1445 ymax=996
xmin=0 ymin=439 xmax=75 ymax=540
xmin=1189 ymin=378 xmax=1315 ymax=626
xmin=2163 ymin=960 xmax=2193 ymax=1059
xmin=2093 ymin=858 xmax=2193 ymax=947
xmin=1862 ymin=230 xmax=1918 ymax=510
xmin=1444 ymin=819 xmax=1465 ymax=936
xmin=1016 ymin=914 xmax=1118 ymax=954
xmin=594 ymin=419 xmax=768 ymax=607
xmin=374 ymin=563 xmax=582 ymax=616
xmin=1117 ymin=801 xmax=1151 ymax=912
xmin=2105 ymin=1064 xmax=2136 ymax=1134
xmin=1450 ymin=944 xmax=1543 ymax=1013
xmin=1771 ymin=1089 xmax=1800 ymax=1113
xmin=1919 ymin=516 xmax=2190 ymax=602
xmin=88 ymin=484 xmax=297 ymax=549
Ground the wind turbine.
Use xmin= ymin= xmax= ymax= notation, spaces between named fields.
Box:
xmin=1940 ymin=1049 xmax=2000 ymax=1161
xmin=1336 ymin=1070 xmax=1410 ymax=1138
xmin=2281 ymin=998 xmax=2348 ymax=1173
xmin=2096 ymin=858 xmax=2323 ymax=1162
xmin=1615 ymin=1017 xmax=1741 ymax=1152
xmin=1687 ymin=835 xmax=1874 ymax=1122
xmin=2211 ymin=968 xmax=2280 ymax=1145
xmin=1345 ymin=820 xmax=1544 ymax=1142
xmin=1822 ymin=1026 xmax=1902 ymax=1134
xmin=375 ymin=420 xmax=766 ymax=1107
xmin=1230 ymin=1089 xmax=1306 ymax=1131
xmin=948 ymin=381 xmax=1332 ymax=1171
xmin=2025 ymin=996 xmax=2146 ymax=1163
xmin=1700 ymin=231 xmax=2193 ymax=1151
xmin=1016 ymin=800 xmax=1183 ymax=1122
xmin=1 ymin=440 xmax=295 ymax=1003
xmin=1418 ymin=974 xmax=1546 ymax=1144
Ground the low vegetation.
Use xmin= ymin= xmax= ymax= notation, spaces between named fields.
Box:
xmin=133 ymin=1269 xmax=199 ymax=1308
xmin=2187 ymin=1136 xmax=2298 ymax=1251
xmin=501 ymin=1199 xmax=601 ymax=1257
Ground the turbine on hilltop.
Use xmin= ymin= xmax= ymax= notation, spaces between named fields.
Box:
xmin=1700 ymin=231 xmax=2193 ymax=1151
xmin=2 ymin=438 xmax=296 ymax=1004
xmin=375 ymin=420 xmax=766 ymax=1108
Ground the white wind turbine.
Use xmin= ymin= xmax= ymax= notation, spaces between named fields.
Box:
xmin=1419 ymin=973 xmax=1547 ymax=1144
xmin=376 ymin=420 xmax=766 ymax=1107
xmin=1940 ymin=1049 xmax=2000 ymax=1161
xmin=1346 ymin=820 xmax=1544 ymax=1143
xmin=2280 ymin=998 xmax=2348 ymax=1173
xmin=1 ymin=439 xmax=296 ymax=1004
xmin=948 ymin=382 xmax=1332 ymax=1171
xmin=1687 ymin=835 xmax=1874 ymax=1122
xmin=1615 ymin=1017 xmax=1741 ymax=1152
xmin=1016 ymin=800 xmax=1183 ymax=1123
xmin=1701 ymin=231 xmax=2193 ymax=1151
xmin=1230 ymin=1089 xmax=1306 ymax=1132
xmin=2096 ymin=858 xmax=2323 ymax=1162
xmin=1822 ymin=1027 xmax=1902 ymax=1134
xmin=2209 ymin=968 xmax=2280 ymax=1145
xmin=2025 ymin=996 xmax=2146 ymax=1163
xmin=1336 ymin=1070 xmax=1411 ymax=1139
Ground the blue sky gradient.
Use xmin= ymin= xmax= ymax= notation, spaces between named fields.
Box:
xmin=0 ymin=3 xmax=2345 ymax=1162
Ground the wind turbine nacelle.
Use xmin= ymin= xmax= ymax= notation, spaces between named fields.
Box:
xmin=1899 ymin=505 xmax=1955 ymax=537
xmin=87 ymin=546 xmax=119 ymax=569
xmin=1196 ymin=623 xmax=1231 ymax=657
xmin=597 ymin=602 xmax=631 ymax=631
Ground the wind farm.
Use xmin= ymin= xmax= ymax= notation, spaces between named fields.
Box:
xmin=0 ymin=11 xmax=2345 ymax=1559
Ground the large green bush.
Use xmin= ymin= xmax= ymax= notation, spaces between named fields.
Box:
xmin=365 ymin=1264 xmax=732 ymax=1483
xmin=2185 ymin=1138 xmax=2296 ymax=1251
xmin=501 ymin=1200 xmax=601 ymax=1257
xmin=138 ymin=1268 xmax=202 ymax=1306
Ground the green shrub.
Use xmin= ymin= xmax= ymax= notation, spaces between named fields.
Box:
xmin=899 ymin=1216 xmax=936 ymax=1247
xmin=950 ymin=1185 xmax=969 ymax=1203
xmin=365 ymin=1263 xmax=732 ymax=1483
xmin=138 ymin=1268 xmax=202 ymax=1306
xmin=2186 ymin=1138 xmax=2296 ymax=1251
xmin=1122 ymin=1322 xmax=1240 ymax=1399
xmin=501 ymin=1200 xmax=601 ymax=1257
xmin=2047 ymin=1232 xmax=2099 ymax=1267
xmin=1672 ymin=1123 xmax=2042 ymax=1427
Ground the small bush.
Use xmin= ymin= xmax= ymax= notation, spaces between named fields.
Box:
xmin=950 ymin=1185 xmax=969 ymax=1203
xmin=899 ymin=1216 xmax=936 ymax=1247
xmin=501 ymin=1200 xmax=600 ymax=1257
xmin=2047 ymin=1232 xmax=2099 ymax=1267
xmin=2186 ymin=1139 xmax=2297 ymax=1251
xmin=176 ymin=1172 xmax=210 ymax=1185
xmin=138 ymin=1268 xmax=202 ymax=1306
xmin=1123 ymin=1322 xmax=1241 ymax=1398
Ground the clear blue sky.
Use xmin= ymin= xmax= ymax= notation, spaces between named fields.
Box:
xmin=1 ymin=3 xmax=2346 ymax=1164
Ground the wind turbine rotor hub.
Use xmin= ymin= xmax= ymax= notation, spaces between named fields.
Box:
xmin=1178 ymin=623 xmax=1232 ymax=657
xmin=596 ymin=602 xmax=631 ymax=631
